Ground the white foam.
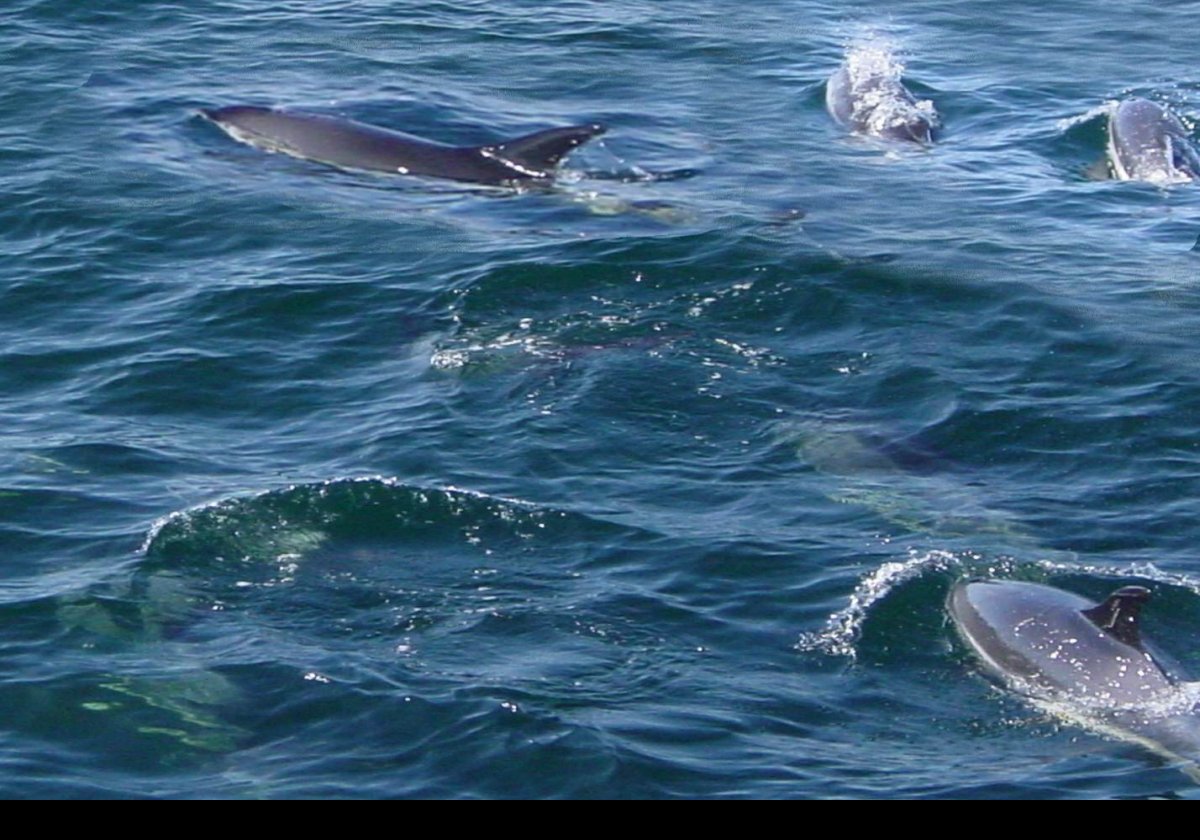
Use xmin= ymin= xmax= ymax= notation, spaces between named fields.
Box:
xmin=837 ymin=36 xmax=938 ymax=138
xmin=795 ymin=549 xmax=960 ymax=658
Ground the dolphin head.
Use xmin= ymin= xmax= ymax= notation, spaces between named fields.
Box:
xmin=1108 ymin=99 xmax=1200 ymax=185
xmin=882 ymin=115 xmax=934 ymax=145
xmin=826 ymin=44 xmax=938 ymax=146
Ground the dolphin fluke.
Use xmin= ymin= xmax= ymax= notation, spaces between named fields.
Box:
xmin=486 ymin=124 xmax=607 ymax=178
xmin=1081 ymin=585 xmax=1151 ymax=648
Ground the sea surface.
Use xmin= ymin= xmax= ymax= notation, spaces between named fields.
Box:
xmin=4 ymin=0 xmax=1200 ymax=799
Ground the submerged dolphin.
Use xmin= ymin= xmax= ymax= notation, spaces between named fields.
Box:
xmin=825 ymin=61 xmax=937 ymax=144
xmin=1107 ymin=99 xmax=1199 ymax=184
xmin=949 ymin=580 xmax=1200 ymax=774
xmin=201 ymin=105 xmax=607 ymax=186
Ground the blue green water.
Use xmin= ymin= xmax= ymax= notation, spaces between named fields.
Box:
xmin=5 ymin=0 xmax=1200 ymax=798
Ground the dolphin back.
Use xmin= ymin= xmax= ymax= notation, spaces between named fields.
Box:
xmin=949 ymin=580 xmax=1173 ymax=702
xmin=201 ymin=106 xmax=605 ymax=185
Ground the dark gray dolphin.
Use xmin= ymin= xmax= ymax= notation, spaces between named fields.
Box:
xmin=949 ymin=581 xmax=1171 ymax=700
xmin=949 ymin=580 xmax=1200 ymax=774
xmin=201 ymin=105 xmax=607 ymax=186
xmin=825 ymin=62 xmax=937 ymax=144
xmin=1107 ymin=99 xmax=1200 ymax=184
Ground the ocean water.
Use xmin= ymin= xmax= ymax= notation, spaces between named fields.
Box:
xmin=4 ymin=0 xmax=1200 ymax=798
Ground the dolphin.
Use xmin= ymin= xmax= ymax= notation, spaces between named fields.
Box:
xmin=949 ymin=580 xmax=1200 ymax=775
xmin=200 ymin=105 xmax=607 ymax=186
xmin=1107 ymin=99 xmax=1200 ymax=184
xmin=825 ymin=61 xmax=937 ymax=144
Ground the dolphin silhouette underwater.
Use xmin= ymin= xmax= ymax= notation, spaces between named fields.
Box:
xmin=949 ymin=580 xmax=1200 ymax=775
xmin=825 ymin=60 xmax=937 ymax=144
xmin=1106 ymin=99 xmax=1200 ymax=184
xmin=201 ymin=105 xmax=607 ymax=186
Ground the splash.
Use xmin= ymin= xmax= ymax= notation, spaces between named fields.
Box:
xmin=1037 ymin=557 xmax=1200 ymax=598
xmin=800 ymin=545 xmax=1200 ymax=663
xmin=842 ymin=38 xmax=907 ymax=93
xmin=833 ymin=35 xmax=938 ymax=141
xmin=430 ymin=314 xmax=684 ymax=378
xmin=795 ymin=549 xmax=962 ymax=658
xmin=142 ymin=477 xmax=553 ymax=568
xmin=429 ymin=330 xmax=557 ymax=372
xmin=1055 ymin=101 xmax=1118 ymax=133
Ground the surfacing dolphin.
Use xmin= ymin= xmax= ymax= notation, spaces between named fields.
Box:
xmin=201 ymin=105 xmax=607 ymax=186
xmin=949 ymin=580 xmax=1200 ymax=776
xmin=1107 ymin=99 xmax=1200 ymax=185
xmin=825 ymin=47 xmax=937 ymax=144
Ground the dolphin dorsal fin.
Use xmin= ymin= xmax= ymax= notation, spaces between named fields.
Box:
xmin=1081 ymin=586 xmax=1152 ymax=648
xmin=484 ymin=124 xmax=607 ymax=177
